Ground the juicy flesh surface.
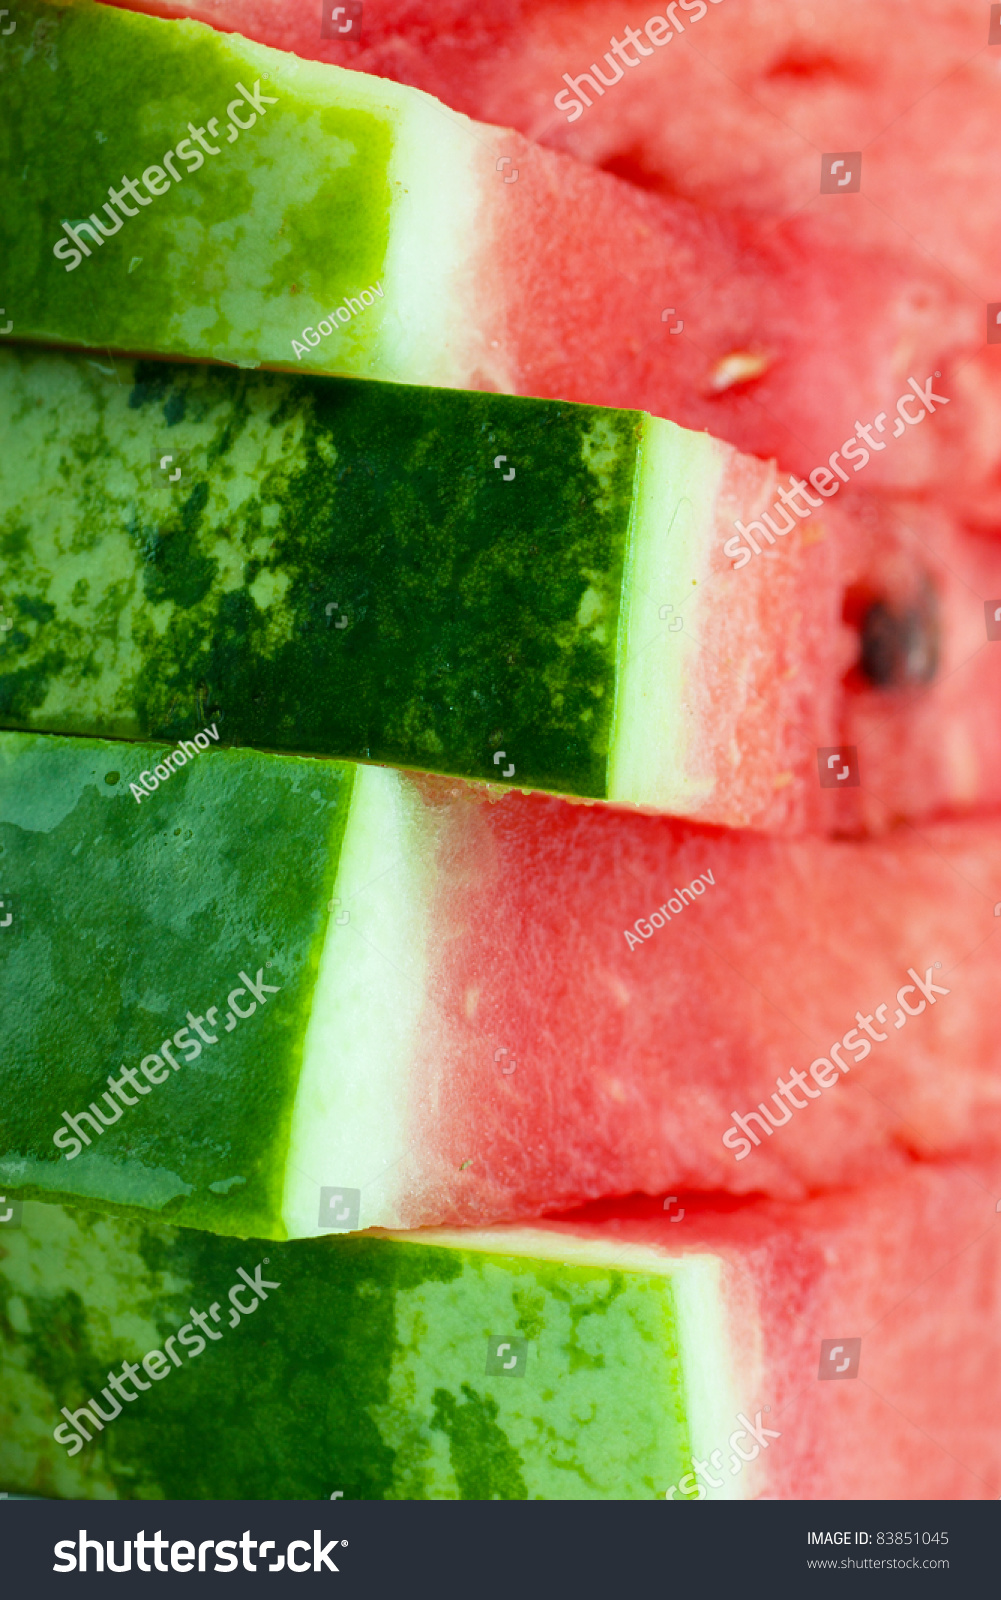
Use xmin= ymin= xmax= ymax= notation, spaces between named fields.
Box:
xmin=397 ymin=784 xmax=1001 ymax=1220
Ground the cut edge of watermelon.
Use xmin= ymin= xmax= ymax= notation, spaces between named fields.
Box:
xmin=395 ymin=1224 xmax=752 ymax=1500
xmin=282 ymin=763 xmax=432 ymax=1237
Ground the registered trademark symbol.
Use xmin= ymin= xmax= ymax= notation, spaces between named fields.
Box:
xmin=342 ymin=1540 xmax=348 ymax=1546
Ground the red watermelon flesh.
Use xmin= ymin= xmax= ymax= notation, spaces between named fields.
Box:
xmin=95 ymin=0 xmax=989 ymax=502
xmin=368 ymin=782 xmax=1001 ymax=1226
xmin=503 ymin=1155 xmax=1001 ymax=1499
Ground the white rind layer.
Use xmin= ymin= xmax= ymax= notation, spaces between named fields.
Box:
xmin=672 ymin=1253 xmax=757 ymax=1501
xmin=607 ymin=416 xmax=727 ymax=813
xmin=376 ymin=92 xmax=496 ymax=389
xmin=249 ymin=39 xmax=489 ymax=388
xmin=282 ymin=765 xmax=434 ymax=1236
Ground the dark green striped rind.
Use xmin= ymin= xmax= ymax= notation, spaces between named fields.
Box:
xmin=0 ymin=1201 xmax=693 ymax=1500
xmin=0 ymin=346 xmax=638 ymax=796
xmin=0 ymin=0 xmax=393 ymax=368
xmin=0 ymin=732 xmax=352 ymax=1237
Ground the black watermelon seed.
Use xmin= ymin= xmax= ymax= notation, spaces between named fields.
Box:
xmin=860 ymin=591 xmax=939 ymax=688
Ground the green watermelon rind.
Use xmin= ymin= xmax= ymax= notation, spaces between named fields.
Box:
xmin=0 ymin=730 xmax=355 ymax=1238
xmin=0 ymin=0 xmax=487 ymax=387
xmin=0 ymin=1198 xmax=754 ymax=1501
xmin=0 ymin=344 xmax=645 ymax=798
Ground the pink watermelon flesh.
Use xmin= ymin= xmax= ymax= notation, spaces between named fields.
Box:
xmin=97 ymin=0 xmax=989 ymax=501
xmin=372 ymin=781 xmax=1001 ymax=1226
xmin=519 ymin=1155 xmax=1001 ymax=1499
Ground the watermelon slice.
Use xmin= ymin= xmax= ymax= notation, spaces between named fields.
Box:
xmin=0 ymin=340 xmax=846 ymax=828
xmin=89 ymin=0 xmax=1001 ymax=516
xmin=0 ymin=0 xmax=983 ymax=494
xmin=193 ymin=0 xmax=994 ymax=305
xmin=2 ymin=1165 xmax=999 ymax=1500
xmin=99 ymin=0 xmax=998 ymax=280
xmin=4 ymin=727 xmax=1001 ymax=1237
xmin=6 ymin=341 xmax=1001 ymax=830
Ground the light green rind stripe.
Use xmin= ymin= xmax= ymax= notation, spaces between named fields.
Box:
xmin=415 ymin=1224 xmax=759 ymax=1501
xmin=378 ymin=1243 xmax=691 ymax=1500
xmin=671 ymin=1254 xmax=755 ymax=1501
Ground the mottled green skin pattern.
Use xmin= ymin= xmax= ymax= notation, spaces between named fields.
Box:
xmin=0 ymin=732 xmax=352 ymax=1237
xmin=0 ymin=1203 xmax=693 ymax=1500
xmin=0 ymin=346 xmax=637 ymax=796
xmin=0 ymin=0 xmax=392 ymax=369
